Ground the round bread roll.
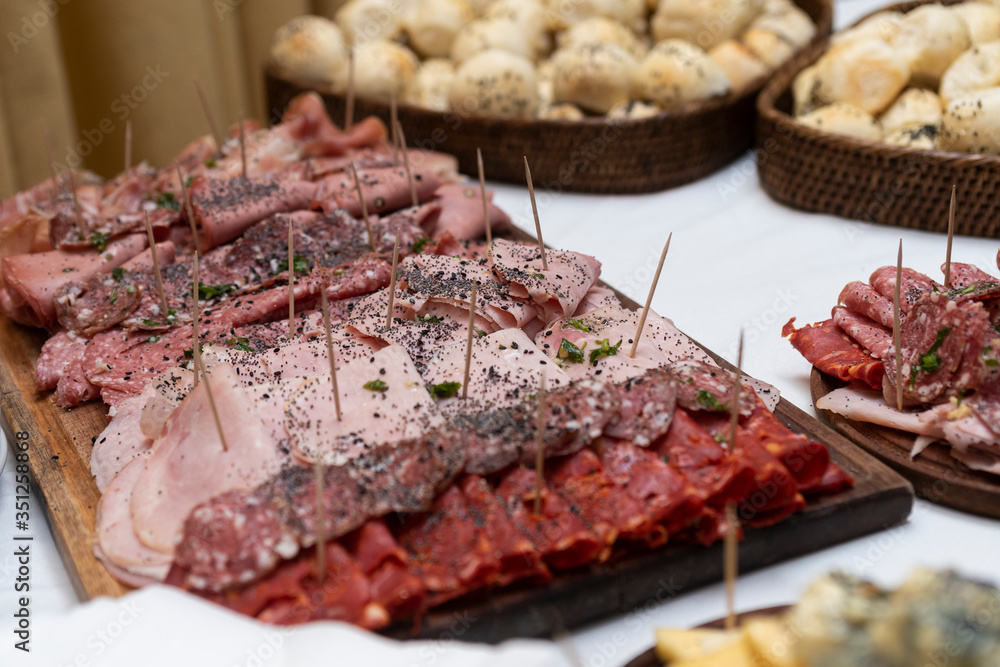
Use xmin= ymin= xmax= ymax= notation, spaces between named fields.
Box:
xmin=878 ymin=88 xmax=942 ymax=134
xmin=812 ymin=38 xmax=910 ymax=115
xmin=270 ymin=16 xmax=348 ymax=87
xmin=404 ymin=0 xmax=474 ymax=59
xmin=353 ymin=40 xmax=419 ymax=101
xmin=741 ymin=27 xmax=796 ymax=68
xmin=831 ymin=11 xmax=903 ymax=46
xmin=651 ymin=0 xmax=764 ymax=50
xmin=403 ymin=58 xmax=456 ymax=111
xmin=450 ymin=18 xmax=536 ymax=62
xmin=539 ymin=103 xmax=586 ymax=120
xmin=940 ymin=41 xmax=1000 ymax=106
xmin=890 ymin=5 xmax=971 ymax=88
xmin=953 ymin=2 xmax=1000 ymax=45
xmin=546 ymin=0 xmax=648 ymax=33
xmin=557 ymin=17 xmax=649 ymax=60
xmin=449 ymin=49 xmax=540 ymax=116
xmin=467 ymin=0 xmax=491 ymax=14
xmin=552 ymin=42 xmax=638 ymax=113
xmin=797 ymin=102 xmax=883 ymax=141
xmin=709 ymin=40 xmax=768 ymax=90
xmin=884 ymin=122 xmax=939 ymax=149
xmin=485 ymin=0 xmax=553 ymax=57
xmin=607 ymin=99 xmax=662 ymax=119
xmin=537 ymin=58 xmax=555 ymax=108
xmin=792 ymin=63 xmax=821 ymax=115
xmin=940 ymin=87 xmax=1000 ymax=153
xmin=634 ymin=39 xmax=732 ymax=109
xmin=335 ymin=0 xmax=404 ymax=46
xmin=749 ymin=0 xmax=816 ymax=49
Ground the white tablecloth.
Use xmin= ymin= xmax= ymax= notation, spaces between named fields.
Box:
xmin=3 ymin=1 xmax=999 ymax=662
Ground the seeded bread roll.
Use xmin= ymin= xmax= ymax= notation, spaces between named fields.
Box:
xmin=884 ymin=122 xmax=939 ymax=149
xmin=878 ymin=88 xmax=942 ymax=134
xmin=353 ymin=40 xmax=419 ymax=101
xmin=403 ymin=58 xmax=456 ymax=111
xmin=485 ymin=0 xmax=552 ymax=57
xmin=940 ymin=87 xmax=1000 ymax=153
xmin=552 ymin=41 xmax=638 ymax=113
xmin=537 ymin=58 xmax=555 ymax=108
xmin=831 ymin=11 xmax=903 ymax=46
xmin=792 ymin=63 xmax=821 ymax=114
xmin=741 ymin=27 xmax=796 ymax=68
xmin=939 ymin=41 xmax=1000 ymax=106
xmin=271 ymin=16 xmax=349 ymax=88
xmin=546 ymin=0 xmax=648 ymax=34
xmin=557 ymin=17 xmax=649 ymax=60
xmin=538 ymin=102 xmax=586 ymax=120
xmin=651 ymin=0 xmax=764 ymax=50
xmin=450 ymin=18 xmax=536 ymax=62
xmin=404 ymin=0 xmax=474 ymax=59
xmin=449 ymin=49 xmax=539 ymax=116
xmin=797 ymin=102 xmax=883 ymax=141
xmin=634 ymin=39 xmax=732 ymax=109
xmin=335 ymin=0 xmax=404 ymax=45
xmin=752 ymin=0 xmax=815 ymax=46
xmin=890 ymin=5 xmax=971 ymax=88
xmin=812 ymin=38 xmax=910 ymax=115
xmin=709 ymin=40 xmax=768 ymax=90
xmin=607 ymin=99 xmax=662 ymax=119
xmin=953 ymin=2 xmax=1000 ymax=45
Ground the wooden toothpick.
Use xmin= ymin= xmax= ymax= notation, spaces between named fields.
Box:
xmin=385 ymin=228 xmax=402 ymax=329
xmin=396 ymin=120 xmax=418 ymax=208
xmin=723 ymin=328 xmax=744 ymax=632
xmin=194 ymin=79 xmax=224 ymax=152
xmin=390 ymin=94 xmax=399 ymax=165
xmin=320 ymin=290 xmax=343 ymax=422
xmin=124 ymin=119 xmax=132 ymax=174
xmin=144 ymin=211 xmax=170 ymax=320
xmin=893 ymin=240 xmax=904 ymax=413
xmin=345 ymin=48 xmax=355 ymax=131
xmin=462 ymin=283 xmax=478 ymax=399
xmin=350 ymin=162 xmax=376 ymax=252
xmin=629 ymin=233 xmax=672 ymax=358
xmin=191 ymin=251 xmax=201 ymax=388
xmin=195 ymin=356 xmax=229 ymax=453
xmin=176 ymin=166 xmax=200 ymax=253
xmin=288 ymin=218 xmax=296 ymax=338
xmin=944 ymin=185 xmax=956 ymax=288
xmin=534 ymin=368 xmax=547 ymax=517
xmin=523 ymin=157 xmax=548 ymax=271
xmin=477 ymin=148 xmax=492 ymax=248
xmin=239 ymin=112 xmax=248 ymax=180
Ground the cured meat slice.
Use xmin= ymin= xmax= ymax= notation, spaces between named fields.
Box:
xmin=598 ymin=440 xmax=704 ymax=537
xmin=489 ymin=238 xmax=601 ymax=323
xmin=344 ymin=520 xmax=425 ymax=619
xmin=832 ymin=306 xmax=893 ymax=360
xmin=839 ymin=280 xmax=895 ymax=329
xmin=733 ymin=428 xmax=806 ymax=528
xmin=424 ymin=183 xmax=512 ymax=241
xmin=950 ymin=305 xmax=994 ymax=395
xmin=783 ymin=317 xmax=885 ymax=390
xmin=495 ymin=466 xmax=603 ymax=570
xmin=459 ymin=475 xmax=550 ymax=587
xmin=312 ymin=166 xmax=443 ymax=218
xmin=36 ymin=331 xmax=87 ymax=391
xmin=941 ymin=262 xmax=1000 ymax=302
xmin=740 ymin=399 xmax=832 ymax=492
xmin=547 ymin=448 xmax=659 ymax=549
xmin=396 ymin=485 xmax=501 ymax=608
xmin=91 ymin=385 xmax=155 ymax=491
xmin=869 ymin=266 xmax=938 ymax=314
xmin=809 ymin=462 xmax=855 ymax=496
xmin=572 ymin=285 xmax=619 ymax=316
xmin=669 ymin=359 xmax=756 ymax=418
xmin=605 ymin=370 xmax=678 ymax=446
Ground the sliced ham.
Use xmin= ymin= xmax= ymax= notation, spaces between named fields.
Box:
xmin=91 ymin=385 xmax=156 ymax=491
xmin=423 ymin=183 xmax=512 ymax=241
xmin=313 ymin=166 xmax=442 ymax=218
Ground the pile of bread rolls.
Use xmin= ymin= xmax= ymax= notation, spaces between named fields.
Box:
xmin=270 ymin=0 xmax=816 ymax=120
xmin=792 ymin=1 xmax=1000 ymax=154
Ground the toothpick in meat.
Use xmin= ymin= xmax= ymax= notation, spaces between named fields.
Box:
xmin=144 ymin=211 xmax=170 ymax=320
xmin=894 ymin=240 xmax=904 ymax=413
xmin=523 ymin=157 xmax=548 ymax=270
xmin=288 ymin=218 xmax=296 ymax=338
xmin=191 ymin=251 xmax=201 ymax=388
xmin=350 ymin=162 xmax=376 ymax=252
xmin=396 ymin=120 xmax=418 ymax=208
xmin=320 ymin=290 xmax=343 ymax=422
xmin=194 ymin=356 xmax=229 ymax=453
xmin=194 ymin=79 xmax=224 ymax=153
xmin=176 ymin=166 xmax=200 ymax=253
xmin=629 ymin=233 xmax=672 ymax=358
xmin=944 ymin=184 xmax=956 ymax=288
xmin=124 ymin=119 xmax=132 ymax=173
xmin=477 ymin=148 xmax=492 ymax=248
xmin=724 ymin=328 xmax=744 ymax=632
xmin=385 ymin=228 xmax=401 ymax=329
xmin=345 ymin=48 xmax=355 ymax=131
xmin=462 ymin=283 xmax=478 ymax=399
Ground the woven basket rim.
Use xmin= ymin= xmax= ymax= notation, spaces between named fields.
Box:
xmin=757 ymin=0 xmax=1000 ymax=167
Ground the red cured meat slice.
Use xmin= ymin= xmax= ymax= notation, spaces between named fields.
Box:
xmin=832 ymin=306 xmax=893 ymax=360
xmin=740 ymin=399 xmax=832 ymax=492
xmin=344 ymin=520 xmax=424 ymax=620
xmin=808 ymin=462 xmax=855 ymax=496
xmin=495 ymin=466 xmax=603 ymax=571
xmin=733 ymin=428 xmax=805 ymax=528
xmin=459 ymin=475 xmax=550 ymax=588
xmin=598 ymin=439 xmax=704 ymax=538
xmin=782 ymin=317 xmax=885 ymax=390
xmin=36 ymin=331 xmax=87 ymax=391
xmin=548 ymin=449 xmax=659 ymax=550
xmin=869 ymin=266 xmax=938 ymax=314
xmin=424 ymin=183 xmax=512 ymax=241
xmin=606 ymin=370 xmax=678 ymax=446
xmin=669 ymin=360 xmax=756 ymax=418
xmin=312 ymin=166 xmax=443 ymax=218
xmin=839 ymin=280 xmax=895 ymax=329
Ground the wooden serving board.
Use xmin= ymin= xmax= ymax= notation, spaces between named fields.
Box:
xmin=0 ymin=229 xmax=913 ymax=640
xmin=811 ymin=369 xmax=1000 ymax=519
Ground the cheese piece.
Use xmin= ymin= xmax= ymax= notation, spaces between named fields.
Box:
xmin=654 ymin=627 xmax=741 ymax=662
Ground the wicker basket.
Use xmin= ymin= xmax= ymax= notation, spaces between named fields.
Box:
xmin=265 ymin=0 xmax=831 ymax=195
xmin=757 ymin=0 xmax=1000 ymax=238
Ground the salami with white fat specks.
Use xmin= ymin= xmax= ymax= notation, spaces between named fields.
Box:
xmin=605 ymin=370 xmax=678 ymax=446
xmin=668 ymin=359 xmax=756 ymax=417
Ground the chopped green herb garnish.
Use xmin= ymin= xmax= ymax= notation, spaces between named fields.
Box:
xmin=589 ymin=338 xmax=622 ymax=366
xmin=166 ymin=307 xmax=178 ymax=323
xmin=197 ymin=282 xmax=235 ymax=300
xmin=112 ymin=267 xmax=126 ymax=282
xmin=412 ymin=237 xmax=432 ymax=253
xmin=204 ymin=158 xmax=217 ymax=168
xmin=909 ymin=327 xmax=951 ymax=388
xmin=155 ymin=191 xmax=180 ymax=210
xmin=418 ymin=314 xmax=441 ymax=324
xmin=563 ymin=319 xmax=591 ymax=333
xmin=109 ymin=287 xmax=118 ymax=304
xmin=428 ymin=381 xmax=461 ymax=399
xmin=696 ymin=390 xmax=728 ymax=412
xmin=532 ymin=272 xmax=545 ymax=279
xmin=147 ymin=335 xmax=162 ymax=343
xmin=277 ymin=254 xmax=310 ymax=275
xmin=226 ymin=337 xmax=253 ymax=353
xmin=475 ymin=327 xmax=487 ymax=338
xmin=558 ymin=338 xmax=585 ymax=364
xmin=90 ymin=231 xmax=109 ymax=251
xmin=141 ymin=318 xmax=159 ymax=327
xmin=126 ymin=284 xmax=136 ymax=294
xmin=182 ymin=344 xmax=204 ymax=359
xmin=363 ymin=379 xmax=389 ymax=392
xmin=713 ymin=432 xmax=729 ymax=444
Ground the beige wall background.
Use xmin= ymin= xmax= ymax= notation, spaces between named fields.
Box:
xmin=0 ymin=0 xmax=347 ymax=198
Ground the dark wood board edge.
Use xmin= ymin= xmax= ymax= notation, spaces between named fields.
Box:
xmin=0 ymin=315 xmax=128 ymax=600
xmin=623 ymin=606 xmax=791 ymax=667
xmin=810 ymin=368 xmax=1000 ymax=519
